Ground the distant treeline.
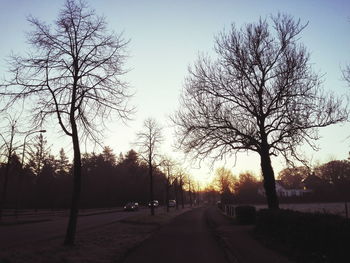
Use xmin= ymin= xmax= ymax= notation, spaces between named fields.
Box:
xmin=2 ymin=134 xmax=350 ymax=209
xmin=203 ymin=160 xmax=350 ymax=204
xmin=0 ymin=142 xmax=188 ymax=209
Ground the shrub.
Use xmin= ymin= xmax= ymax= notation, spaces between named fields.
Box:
xmin=235 ymin=205 xmax=256 ymax=224
xmin=255 ymin=209 xmax=350 ymax=262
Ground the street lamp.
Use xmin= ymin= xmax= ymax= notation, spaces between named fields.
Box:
xmin=21 ymin=129 xmax=47 ymax=167
xmin=16 ymin=129 xmax=46 ymax=217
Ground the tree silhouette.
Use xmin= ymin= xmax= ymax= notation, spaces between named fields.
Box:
xmin=213 ymin=167 xmax=236 ymax=204
xmin=160 ymin=156 xmax=176 ymax=212
xmin=173 ymin=14 xmax=346 ymax=209
xmin=278 ymin=166 xmax=309 ymax=189
xmin=234 ymin=172 xmax=260 ymax=203
xmin=101 ymin=146 xmax=117 ymax=166
xmin=0 ymin=116 xmax=20 ymax=220
xmin=27 ymin=134 xmax=50 ymax=177
xmin=186 ymin=174 xmax=195 ymax=206
xmin=136 ymin=118 xmax=163 ymax=215
xmin=56 ymin=148 xmax=71 ymax=177
xmin=175 ymin=168 xmax=187 ymax=208
xmin=315 ymin=160 xmax=350 ymax=199
xmin=1 ymin=0 xmax=131 ymax=245
xmin=36 ymin=155 xmax=56 ymax=209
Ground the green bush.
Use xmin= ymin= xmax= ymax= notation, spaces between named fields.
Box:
xmin=255 ymin=209 xmax=350 ymax=262
xmin=235 ymin=205 xmax=256 ymax=224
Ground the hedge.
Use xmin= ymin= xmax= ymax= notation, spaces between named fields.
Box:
xmin=255 ymin=209 xmax=350 ymax=262
xmin=235 ymin=205 xmax=256 ymax=224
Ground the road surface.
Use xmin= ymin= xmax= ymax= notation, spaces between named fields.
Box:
xmin=0 ymin=208 xmax=148 ymax=248
xmin=122 ymin=207 xmax=228 ymax=263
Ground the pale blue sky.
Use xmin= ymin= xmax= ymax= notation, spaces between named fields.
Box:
xmin=0 ymin=0 xmax=349 ymax=184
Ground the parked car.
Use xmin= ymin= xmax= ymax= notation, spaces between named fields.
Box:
xmin=148 ymin=200 xmax=159 ymax=208
xmin=124 ymin=202 xmax=138 ymax=211
xmin=168 ymin=199 xmax=176 ymax=207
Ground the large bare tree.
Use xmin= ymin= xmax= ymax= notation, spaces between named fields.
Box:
xmin=136 ymin=118 xmax=163 ymax=216
xmin=1 ymin=0 xmax=131 ymax=245
xmin=173 ymin=14 xmax=346 ymax=209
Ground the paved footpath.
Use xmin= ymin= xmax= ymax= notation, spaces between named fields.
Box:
xmin=122 ymin=206 xmax=293 ymax=263
xmin=205 ymin=206 xmax=293 ymax=263
xmin=122 ymin=207 xmax=229 ymax=263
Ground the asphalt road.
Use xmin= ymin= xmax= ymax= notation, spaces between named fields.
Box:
xmin=0 ymin=208 xmax=148 ymax=248
xmin=122 ymin=207 xmax=228 ymax=263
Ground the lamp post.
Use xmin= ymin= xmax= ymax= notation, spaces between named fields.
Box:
xmin=21 ymin=130 xmax=47 ymax=167
xmin=16 ymin=129 xmax=46 ymax=217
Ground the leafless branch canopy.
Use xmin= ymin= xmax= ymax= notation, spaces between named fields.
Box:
xmin=136 ymin=118 xmax=163 ymax=167
xmin=160 ymin=155 xmax=178 ymax=182
xmin=0 ymin=115 xmax=20 ymax=162
xmin=1 ymin=0 xmax=132 ymax=142
xmin=173 ymin=14 xmax=347 ymax=165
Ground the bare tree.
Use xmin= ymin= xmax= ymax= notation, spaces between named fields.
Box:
xmin=213 ymin=167 xmax=236 ymax=195
xmin=1 ymin=0 xmax=131 ymax=245
xmin=0 ymin=116 xmax=20 ymax=220
xmin=175 ymin=168 xmax=187 ymax=209
xmin=173 ymin=14 xmax=346 ymax=209
xmin=211 ymin=167 xmax=236 ymax=204
xmin=160 ymin=156 xmax=176 ymax=212
xmin=186 ymin=174 xmax=195 ymax=207
xmin=343 ymin=64 xmax=350 ymax=86
xmin=136 ymin=118 xmax=163 ymax=215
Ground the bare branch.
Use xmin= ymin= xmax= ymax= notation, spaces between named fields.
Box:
xmin=173 ymin=14 xmax=347 ymax=209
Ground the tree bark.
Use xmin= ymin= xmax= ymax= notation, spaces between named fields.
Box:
xmin=63 ymin=58 xmax=84 ymax=246
xmin=64 ymin=122 xmax=82 ymax=246
xmin=260 ymin=142 xmax=279 ymax=209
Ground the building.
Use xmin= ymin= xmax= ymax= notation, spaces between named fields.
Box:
xmin=258 ymin=180 xmax=312 ymax=197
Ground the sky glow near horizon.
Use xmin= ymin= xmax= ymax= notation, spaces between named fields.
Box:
xmin=0 ymin=0 xmax=350 ymax=187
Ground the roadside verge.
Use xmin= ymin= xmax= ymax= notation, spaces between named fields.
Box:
xmin=0 ymin=207 xmax=194 ymax=263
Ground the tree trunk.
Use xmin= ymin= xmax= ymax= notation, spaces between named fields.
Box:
xmin=189 ymin=182 xmax=193 ymax=207
xmin=64 ymin=126 xmax=82 ymax=246
xmin=165 ymin=180 xmax=169 ymax=213
xmin=174 ymin=179 xmax=179 ymax=210
xmin=0 ymin=139 xmax=13 ymax=221
xmin=149 ymin=158 xmax=154 ymax=216
xmin=260 ymin=143 xmax=279 ymax=209
xmin=180 ymin=180 xmax=184 ymax=209
xmin=0 ymin=162 xmax=10 ymax=221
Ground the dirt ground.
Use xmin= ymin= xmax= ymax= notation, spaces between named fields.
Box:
xmin=0 ymin=208 xmax=192 ymax=263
